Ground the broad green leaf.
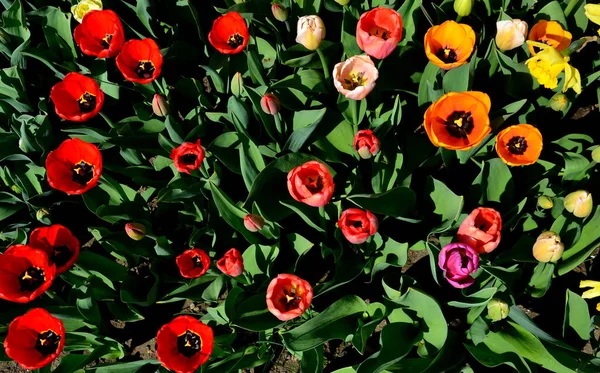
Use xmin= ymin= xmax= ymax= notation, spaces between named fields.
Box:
xmin=559 ymin=206 xmax=600 ymax=275
xmin=563 ymin=289 xmax=591 ymax=340
xmin=209 ymin=182 xmax=260 ymax=244
xmin=356 ymin=322 xmax=421 ymax=373
xmin=348 ymin=187 xmax=418 ymax=222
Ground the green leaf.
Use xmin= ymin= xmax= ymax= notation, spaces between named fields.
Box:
xmin=418 ymin=62 xmax=442 ymax=109
xmin=348 ymin=187 xmax=418 ymax=222
xmin=301 ymin=346 xmax=325 ymax=373
xmin=86 ymin=360 xmax=161 ymax=373
xmin=285 ymin=108 xmax=327 ymax=152
xmin=356 ymin=322 xmax=421 ymax=373
xmin=134 ymin=0 xmax=157 ymax=37
xmin=448 ymin=287 xmax=497 ymax=308
xmin=247 ymin=46 xmax=267 ymax=85
xmin=559 ymin=206 xmax=600 ymax=275
xmin=239 ymin=135 xmax=266 ymax=191
xmin=536 ymin=1 xmax=568 ymax=27
xmin=231 ymin=292 xmax=283 ymax=331
xmin=325 ymin=119 xmax=355 ymax=155
xmin=281 ymin=295 xmax=367 ymax=352
xmin=563 ymin=289 xmax=591 ymax=340
xmin=209 ymin=182 xmax=260 ymax=244
xmin=484 ymin=158 xmax=514 ymax=204
xmin=465 ymin=342 xmax=532 ymax=372
xmin=271 ymin=70 xmax=327 ymax=93
xmin=426 ymin=177 xmax=464 ymax=231
xmin=527 ymin=262 xmax=554 ymax=298
xmin=442 ymin=63 xmax=470 ymax=93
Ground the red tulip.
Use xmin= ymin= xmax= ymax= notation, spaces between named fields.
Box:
xmin=266 ymin=274 xmax=313 ymax=321
xmin=216 ymin=248 xmax=244 ymax=277
xmin=0 ymin=245 xmax=56 ymax=303
xmin=45 ymin=138 xmax=102 ymax=195
xmin=29 ymin=224 xmax=80 ymax=274
xmin=156 ymin=315 xmax=213 ymax=373
xmin=338 ymin=208 xmax=378 ymax=244
xmin=243 ymin=214 xmax=264 ymax=232
xmin=50 ymin=72 xmax=104 ymax=122
xmin=287 ymin=161 xmax=335 ymax=207
xmin=116 ymin=38 xmax=163 ymax=84
xmin=74 ymin=10 xmax=124 ymax=58
xmin=176 ymin=249 xmax=210 ymax=279
xmin=356 ymin=7 xmax=403 ymax=60
xmin=208 ymin=12 xmax=249 ymax=55
xmin=170 ymin=140 xmax=205 ymax=175
xmin=4 ymin=308 xmax=65 ymax=370
xmin=125 ymin=222 xmax=146 ymax=241
xmin=260 ymin=93 xmax=280 ymax=115
xmin=457 ymin=207 xmax=502 ymax=254
xmin=354 ymin=129 xmax=381 ymax=159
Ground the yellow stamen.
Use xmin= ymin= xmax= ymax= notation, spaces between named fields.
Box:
xmin=454 ymin=118 xmax=463 ymax=127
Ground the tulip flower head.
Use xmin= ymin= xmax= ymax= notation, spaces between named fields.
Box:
xmin=354 ymin=129 xmax=381 ymax=159
xmin=487 ymin=299 xmax=509 ymax=321
xmin=495 ymin=19 xmax=528 ymax=51
xmin=527 ymin=20 xmax=572 ymax=55
xmin=152 ymin=94 xmax=169 ymax=117
xmin=271 ymin=4 xmax=288 ymax=22
xmin=296 ymin=15 xmax=325 ymax=50
xmin=260 ymin=93 xmax=280 ymax=115
xmin=71 ymin=0 xmax=102 ymax=23
xmin=217 ymin=248 xmax=244 ymax=277
xmin=454 ymin=0 xmax=474 ymax=17
xmin=243 ymin=214 xmax=265 ymax=232
xmin=495 ymin=124 xmax=543 ymax=166
xmin=266 ymin=274 xmax=313 ymax=321
xmin=287 ymin=161 xmax=335 ymax=207
xmin=592 ymin=147 xmax=600 ymax=163
xmin=564 ymin=190 xmax=593 ymax=218
xmin=532 ymin=231 xmax=564 ymax=263
xmin=125 ymin=222 xmax=146 ymax=241
xmin=438 ymin=242 xmax=480 ymax=288
xmin=457 ymin=207 xmax=502 ymax=254
xmin=338 ymin=208 xmax=378 ymax=244
xmin=333 ymin=55 xmax=379 ymax=100
xmin=355 ymin=7 xmax=403 ymax=60
xmin=208 ymin=12 xmax=249 ymax=54
xmin=156 ymin=316 xmax=213 ymax=372
xmin=425 ymin=21 xmax=476 ymax=70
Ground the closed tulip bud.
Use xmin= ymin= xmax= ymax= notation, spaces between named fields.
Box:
xmin=549 ymin=93 xmax=569 ymax=112
xmin=152 ymin=94 xmax=169 ymax=117
xmin=125 ymin=222 xmax=146 ymax=240
xmin=296 ymin=15 xmax=325 ymax=50
xmin=495 ymin=20 xmax=528 ymax=51
xmin=36 ymin=208 xmax=51 ymax=222
xmin=260 ymin=93 xmax=280 ymax=115
xmin=454 ymin=0 xmax=474 ymax=17
xmin=532 ymin=231 xmax=565 ymax=263
xmin=564 ymin=190 xmax=593 ymax=218
xmin=335 ymin=0 xmax=351 ymax=4
xmin=487 ymin=299 xmax=509 ymax=321
xmin=592 ymin=147 xmax=600 ymax=163
xmin=271 ymin=4 xmax=288 ymax=22
xmin=537 ymin=195 xmax=553 ymax=209
xmin=71 ymin=0 xmax=103 ymax=23
xmin=244 ymin=214 xmax=264 ymax=232
xmin=231 ymin=72 xmax=244 ymax=97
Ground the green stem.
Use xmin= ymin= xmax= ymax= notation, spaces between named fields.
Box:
xmin=564 ymin=0 xmax=581 ymax=18
xmin=318 ymin=206 xmax=327 ymax=231
xmin=316 ymin=48 xmax=331 ymax=83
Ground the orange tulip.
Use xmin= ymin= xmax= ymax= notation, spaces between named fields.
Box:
xmin=495 ymin=124 xmax=543 ymax=166
xmin=424 ymin=20 xmax=476 ymax=70
xmin=527 ymin=20 xmax=572 ymax=55
xmin=424 ymin=91 xmax=491 ymax=150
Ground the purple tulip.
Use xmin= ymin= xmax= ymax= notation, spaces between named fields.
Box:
xmin=438 ymin=242 xmax=480 ymax=288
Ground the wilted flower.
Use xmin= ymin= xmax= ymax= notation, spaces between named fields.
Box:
xmin=495 ymin=20 xmax=528 ymax=51
xmin=564 ymin=190 xmax=593 ymax=218
xmin=296 ymin=15 xmax=325 ymax=50
xmin=333 ymin=55 xmax=379 ymax=100
xmin=537 ymin=195 xmax=554 ymax=209
xmin=243 ymin=214 xmax=264 ymax=232
xmin=425 ymin=21 xmax=476 ymax=70
xmin=585 ymin=4 xmax=600 ymax=35
xmin=495 ymin=124 xmax=543 ymax=166
xmin=71 ymin=0 xmax=102 ymax=23
xmin=457 ymin=207 xmax=502 ymax=254
xmin=152 ymin=94 xmax=169 ymax=117
xmin=454 ymin=0 xmax=474 ymax=17
xmin=266 ymin=274 xmax=313 ymax=321
xmin=260 ymin=93 xmax=280 ymax=115
xmin=438 ymin=242 xmax=480 ymax=288
xmin=532 ymin=231 xmax=564 ymax=262
xmin=528 ymin=20 xmax=572 ymax=55
xmin=125 ymin=222 xmax=146 ymax=241
xmin=549 ymin=93 xmax=569 ymax=112
xmin=592 ymin=147 xmax=600 ymax=163
xmin=271 ymin=4 xmax=288 ymax=22
xmin=356 ymin=7 xmax=403 ymax=60
xmin=580 ymin=280 xmax=600 ymax=311
xmin=354 ymin=129 xmax=380 ymax=159
xmin=487 ymin=299 xmax=509 ymax=321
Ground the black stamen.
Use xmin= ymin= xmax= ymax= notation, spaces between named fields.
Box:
xmin=227 ymin=33 xmax=244 ymax=49
xmin=180 ymin=154 xmax=198 ymax=165
xmin=19 ymin=266 xmax=46 ymax=292
xmin=192 ymin=256 xmax=204 ymax=269
xmin=444 ymin=111 xmax=474 ymax=139
xmin=507 ymin=136 xmax=528 ymax=155
xmin=101 ymin=34 xmax=113 ymax=49
xmin=77 ymin=92 xmax=96 ymax=113
xmin=435 ymin=47 xmax=458 ymax=63
xmin=177 ymin=330 xmax=202 ymax=358
xmin=305 ymin=175 xmax=323 ymax=194
xmin=135 ymin=61 xmax=155 ymax=79
xmin=50 ymin=246 xmax=72 ymax=268
xmin=35 ymin=330 xmax=61 ymax=357
xmin=72 ymin=161 xmax=94 ymax=186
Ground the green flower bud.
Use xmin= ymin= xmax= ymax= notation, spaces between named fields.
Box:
xmin=592 ymin=147 xmax=600 ymax=163
xmin=564 ymin=190 xmax=593 ymax=218
xmin=125 ymin=222 xmax=146 ymax=240
xmin=454 ymin=0 xmax=474 ymax=17
xmin=271 ymin=4 xmax=288 ymax=22
xmin=487 ymin=298 xmax=509 ymax=321
xmin=537 ymin=195 xmax=553 ymax=209
xmin=549 ymin=93 xmax=569 ymax=112
xmin=532 ymin=231 xmax=564 ymax=263
xmin=231 ymin=72 xmax=244 ymax=97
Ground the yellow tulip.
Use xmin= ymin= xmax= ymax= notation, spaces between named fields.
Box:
xmin=71 ymin=0 xmax=102 ymax=23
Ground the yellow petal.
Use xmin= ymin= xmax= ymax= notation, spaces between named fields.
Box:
xmin=596 ymin=303 xmax=600 ymax=312
xmin=579 ymin=280 xmax=600 ymax=288
xmin=585 ymin=4 xmax=600 ymax=26
xmin=582 ymin=287 xmax=600 ymax=299
xmin=563 ymin=64 xmax=582 ymax=94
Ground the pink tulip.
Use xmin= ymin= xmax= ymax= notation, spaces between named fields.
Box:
xmin=356 ymin=7 xmax=403 ymax=60
xmin=333 ymin=55 xmax=378 ymax=101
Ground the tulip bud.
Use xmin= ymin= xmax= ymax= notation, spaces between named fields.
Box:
xmin=335 ymin=0 xmax=351 ymax=5
xmin=231 ymin=72 xmax=244 ymax=97
xmin=260 ymin=93 xmax=280 ymax=115
xmin=271 ymin=4 xmax=288 ymax=22
xmin=454 ymin=0 xmax=474 ymax=17
xmin=487 ymin=298 xmax=509 ymax=321
xmin=532 ymin=231 xmax=565 ymax=263
xmin=495 ymin=20 xmax=528 ymax=51
xmin=71 ymin=0 xmax=103 ymax=23
xmin=125 ymin=222 xmax=146 ymax=240
xmin=36 ymin=208 xmax=51 ymax=223
xmin=296 ymin=15 xmax=326 ymax=51
xmin=243 ymin=214 xmax=264 ymax=232
xmin=549 ymin=93 xmax=569 ymax=112
xmin=564 ymin=190 xmax=593 ymax=218
xmin=537 ymin=195 xmax=553 ymax=209
xmin=592 ymin=147 xmax=600 ymax=163
xmin=152 ymin=94 xmax=169 ymax=117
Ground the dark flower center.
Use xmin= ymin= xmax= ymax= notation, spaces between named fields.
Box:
xmin=19 ymin=266 xmax=46 ymax=292
xmin=460 ymin=252 xmax=470 ymax=268
xmin=532 ymin=39 xmax=550 ymax=54
xmin=135 ymin=61 xmax=156 ymax=79
xmin=444 ymin=111 xmax=474 ymax=139
xmin=369 ymin=26 xmax=390 ymax=40
xmin=343 ymin=71 xmax=367 ymax=90
xmin=227 ymin=33 xmax=244 ymax=49
xmin=101 ymin=34 xmax=113 ymax=49
xmin=281 ymin=287 xmax=302 ymax=311
xmin=305 ymin=175 xmax=323 ymax=194
xmin=507 ymin=136 xmax=528 ymax=155
xmin=77 ymin=92 xmax=97 ymax=113
xmin=436 ymin=47 xmax=458 ymax=63
xmin=35 ymin=330 xmax=61 ymax=357
xmin=350 ymin=220 xmax=363 ymax=229
xmin=192 ymin=255 xmax=204 ymax=269
xmin=180 ymin=154 xmax=197 ymax=165
xmin=50 ymin=246 xmax=72 ymax=268
xmin=72 ymin=160 xmax=95 ymax=186
xmin=177 ymin=330 xmax=202 ymax=358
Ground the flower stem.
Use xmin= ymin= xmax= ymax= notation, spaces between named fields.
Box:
xmin=564 ymin=0 xmax=581 ymax=18
xmin=318 ymin=206 xmax=327 ymax=231
xmin=316 ymin=48 xmax=331 ymax=83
